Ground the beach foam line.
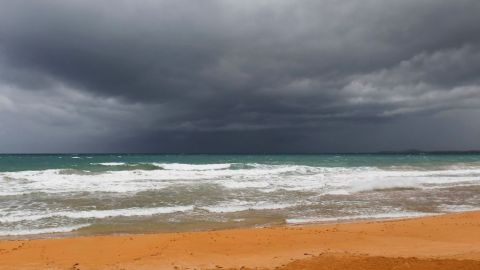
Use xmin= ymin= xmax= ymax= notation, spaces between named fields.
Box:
xmin=1 ymin=202 xmax=298 ymax=223
xmin=439 ymin=204 xmax=480 ymax=213
xmin=0 ymin=205 xmax=194 ymax=223
xmin=286 ymin=211 xmax=436 ymax=224
xmin=0 ymin=224 xmax=90 ymax=236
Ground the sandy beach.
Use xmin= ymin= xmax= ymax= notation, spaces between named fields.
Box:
xmin=2 ymin=0 xmax=480 ymax=268
xmin=1 ymin=211 xmax=480 ymax=270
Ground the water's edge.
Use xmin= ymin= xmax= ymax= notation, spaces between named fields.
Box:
xmin=1 ymin=154 xmax=479 ymax=237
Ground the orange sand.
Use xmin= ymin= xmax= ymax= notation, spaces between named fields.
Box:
xmin=1 ymin=211 xmax=480 ymax=269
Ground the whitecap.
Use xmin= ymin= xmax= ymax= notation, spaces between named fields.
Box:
xmin=154 ymin=163 xmax=232 ymax=171
xmin=92 ymin=162 xmax=126 ymax=166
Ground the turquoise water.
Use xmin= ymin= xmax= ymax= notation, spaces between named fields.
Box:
xmin=2 ymin=153 xmax=480 ymax=172
xmin=1 ymin=154 xmax=480 ymax=238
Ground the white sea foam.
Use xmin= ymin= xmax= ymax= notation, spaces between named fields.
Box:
xmin=93 ymin=162 xmax=126 ymax=166
xmin=2 ymin=160 xmax=480 ymax=237
xmin=439 ymin=204 xmax=480 ymax=213
xmin=325 ymin=189 xmax=350 ymax=195
xmin=286 ymin=211 xmax=436 ymax=224
xmin=154 ymin=163 xmax=233 ymax=170
xmin=0 ymin=202 xmax=292 ymax=224
xmin=220 ymin=180 xmax=271 ymax=189
xmin=202 ymin=201 xmax=295 ymax=213
xmin=1 ymin=163 xmax=480 ymax=196
xmin=0 ymin=205 xmax=194 ymax=223
xmin=0 ymin=224 xmax=90 ymax=236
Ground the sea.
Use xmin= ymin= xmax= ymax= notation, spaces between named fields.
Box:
xmin=1 ymin=153 xmax=480 ymax=238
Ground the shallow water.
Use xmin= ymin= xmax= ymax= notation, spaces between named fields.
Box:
xmin=1 ymin=154 xmax=480 ymax=237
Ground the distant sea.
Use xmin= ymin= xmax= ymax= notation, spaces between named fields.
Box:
xmin=1 ymin=154 xmax=480 ymax=238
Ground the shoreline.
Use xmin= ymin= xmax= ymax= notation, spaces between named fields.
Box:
xmin=1 ymin=211 xmax=480 ymax=269
xmin=0 ymin=211 xmax=444 ymax=241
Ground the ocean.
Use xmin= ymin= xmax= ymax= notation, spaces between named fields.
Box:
xmin=1 ymin=153 xmax=480 ymax=238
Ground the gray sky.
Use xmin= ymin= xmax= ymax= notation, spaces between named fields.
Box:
xmin=0 ymin=0 xmax=479 ymax=153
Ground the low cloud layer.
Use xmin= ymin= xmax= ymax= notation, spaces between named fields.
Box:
xmin=0 ymin=0 xmax=479 ymax=152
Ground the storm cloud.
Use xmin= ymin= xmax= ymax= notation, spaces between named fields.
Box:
xmin=0 ymin=0 xmax=479 ymax=153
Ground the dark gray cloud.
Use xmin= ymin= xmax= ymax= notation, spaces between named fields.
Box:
xmin=0 ymin=0 xmax=479 ymax=152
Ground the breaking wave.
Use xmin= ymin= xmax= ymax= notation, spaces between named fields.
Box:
xmin=2 ymin=163 xmax=480 ymax=196
xmin=1 ymin=159 xmax=480 ymax=237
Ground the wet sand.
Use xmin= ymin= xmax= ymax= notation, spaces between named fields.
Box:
xmin=1 ymin=211 xmax=480 ymax=269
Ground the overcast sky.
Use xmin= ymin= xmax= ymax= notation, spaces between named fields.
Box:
xmin=0 ymin=0 xmax=479 ymax=153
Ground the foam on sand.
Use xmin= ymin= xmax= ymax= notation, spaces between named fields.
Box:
xmin=0 ymin=224 xmax=90 ymax=236
xmin=0 ymin=205 xmax=194 ymax=223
